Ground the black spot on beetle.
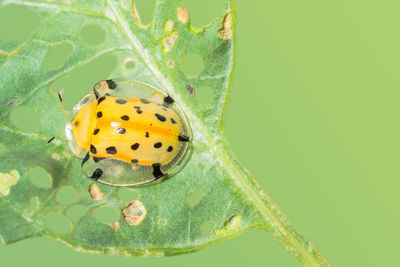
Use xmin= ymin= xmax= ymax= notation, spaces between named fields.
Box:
xmin=145 ymin=132 xmax=149 ymax=138
xmin=178 ymin=134 xmax=190 ymax=142
xmin=97 ymin=96 xmax=106 ymax=105
xmin=171 ymin=118 xmax=177 ymax=124
xmin=74 ymin=120 xmax=80 ymax=127
xmin=136 ymin=109 xmax=143 ymax=114
xmin=106 ymin=146 xmax=117 ymax=154
xmin=152 ymin=163 xmax=164 ymax=179
xmin=93 ymin=156 xmax=105 ymax=163
xmin=155 ymin=113 xmax=166 ymax=122
xmin=116 ymin=99 xmax=127 ymax=104
xmin=163 ymin=95 xmax=175 ymax=105
xmin=90 ymin=145 xmax=97 ymax=154
xmin=131 ymin=159 xmax=138 ymax=164
xmin=97 ymin=111 xmax=103 ymax=118
xmin=118 ymin=128 xmax=126 ymax=134
xmin=121 ymin=115 xmax=129 ymax=121
xmin=154 ymin=142 xmax=162 ymax=148
xmin=93 ymin=128 xmax=100 ymax=135
xmin=167 ymin=146 xmax=173 ymax=152
xmin=90 ymin=168 xmax=103 ymax=180
xmin=140 ymin=99 xmax=150 ymax=104
xmin=106 ymin=79 xmax=116 ymax=89
xmin=81 ymin=152 xmax=90 ymax=166
xmin=131 ymin=143 xmax=140 ymax=150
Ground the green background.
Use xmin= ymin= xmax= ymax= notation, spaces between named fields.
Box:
xmin=1 ymin=0 xmax=399 ymax=266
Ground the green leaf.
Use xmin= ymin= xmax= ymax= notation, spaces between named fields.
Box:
xmin=0 ymin=0 xmax=329 ymax=265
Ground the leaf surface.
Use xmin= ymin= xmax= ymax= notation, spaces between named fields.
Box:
xmin=0 ymin=0 xmax=329 ymax=265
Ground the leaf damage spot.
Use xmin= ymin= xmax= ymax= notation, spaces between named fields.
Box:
xmin=187 ymin=189 xmax=205 ymax=207
xmin=124 ymin=57 xmax=137 ymax=70
xmin=24 ymin=196 xmax=40 ymax=217
xmin=52 ymin=153 xmax=61 ymax=160
xmin=217 ymin=13 xmax=233 ymax=40
xmin=163 ymin=19 xmax=174 ymax=32
xmin=200 ymin=221 xmax=215 ymax=235
xmin=186 ymin=84 xmax=196 ymax=96
xmin=88 ymin=183 xmax=104 ymax=201
xmin=177 ymin=6 xmax=189 ymax=24
xmin=214 ymin=215 xmax=241 ymax=236
xmin=166 ymin=59 xmax=175 ymax=69
xmin=0 ymin=170 xmax=20 ymax=196
xmin=108 ymin=221 xmax=121 ymax=231
xmin=121 ymin=200 xmax=147 ymax=226
xmin=157 ymin=218 xmax=167 ymax=226
xmin=63 ymin=151 xmax=71 ymax=158
xmin=162 ymin=31 xmax=178 ymax=54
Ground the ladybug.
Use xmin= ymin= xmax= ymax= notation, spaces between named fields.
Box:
xmin=49 ymin=79 xmax=191 ymax=186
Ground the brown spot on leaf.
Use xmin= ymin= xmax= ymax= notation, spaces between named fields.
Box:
xmin=122 ymin=200 xmax=147 ymax=226
xmin=162 ymin=31 xmax=178 ymax=53
xmin=177 ymin=6 xmax=189 ymax=24
xmin=217 ymin=13 xmax=233 ymax=40
xmin=88 ymin=183 xmax=104 ymax=201
xmin=108 ymin=221 xmax=121 ymax=231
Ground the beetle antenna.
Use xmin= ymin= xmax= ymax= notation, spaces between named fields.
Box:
xmin=48 ymin=89 xmax=69 ymax=144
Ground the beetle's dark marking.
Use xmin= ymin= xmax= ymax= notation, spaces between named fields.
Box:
xmin=97 ymin=111 xmax=103 ymax=118
xmin=90 ymin=145 xmax=97 ymax=154
xmin=94 ymin=89 xmax=100 ymax=99
xmin=74 ymin=120 xmax=79 ymax=127
xmin=167 ymin=146 xmax=173 ymax=152
xmin=163 ymin=95 xmax=175 ymax=105
xmin=90 ymin=168 xmax=103 ymax=180
xmin=145 ymin=132 xmax=149 ymax=138
xmin=97 ymin=96 xmax=106 ymax=104
xmin=136 ymin=109 xmax=143 ymax=114
xmin=171 ymin=118 xmax=177 ymax=124
xmin=105 ymin=93 xmax=111 ymax=96
xmin=106 ymin=79 xmax=116 ymax=89
xmin=93 ymin=128 xmax=100 ymax=135
xmin=131 ymin=143 xmax=140 ymax=150
xmin=121 ymin=115 xmax=129 ymax=121
xmin=155 ymin=113 xmax=166 ymax=122
xmin=81 ymin=152 xmax=90 ymax=166
xmin=140 ymin=98 xmax=150 ymax=104
xmin=116 ymin=99 xmax=127 ymax=104
xmin=131 ymin=159 xmax=138 ymax=164
xmin=178 ymin=134 xmax=190 ymax=142
xmin=152 ymin=163 xmax=164 ymax=179
xmin=106 ymin=146 xmax=117 ymax=154
xmin=93 ymin=156 xmax=105 ymax=163
xmin=47 ymin=136 xmax=55 ymax=144
xmin=162 ymin=107 xmax=168 ymax=111
xmin=154 ymin=142 xmax=162 ymax=148
xmin=118 ymin=128 xmax=126 ymax=134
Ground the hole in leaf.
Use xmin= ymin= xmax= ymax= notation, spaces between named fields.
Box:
xmin=200 ymin=220 xmax=215 ymax=234
xmin=52 ymin=53 xmax=117 ymax=109
xmin=133 ymin=0 xmax=156 ymax=25
xmin=124 ymin=57 xmax=137 ymax=69
xmin=188 ymin=189 xmax=205 ymax=207
xmin=0 ymin=143 xmax=7 ymax=154
xmin=9 ymin=106 xmax=43 ymax=133
xmin=24 ymin=196 xmax=39 ymax=216
xmin=44 ymin=212 xmax=71 ymax=234
xmin=42 ymin=41 xmax=73 ymax=72
xmin=94 ymin=206 xmax=119 ymax=223
xmin=56 ymin=186 xmax=79 ymax=205
xmin=66 ymin=204 xmax=88 ymax=222
xmin=182 ymin=0 xmax=225 ymax=28
xmin=80 ymin=24 xmax=105 ymax=46
xmin=181 ymin=52 xmax=203 ymax=77
xmin=117 ymin=188 xmax=140 ymax=202
xmin=196 ymin=85 xmax=214 ymax=104
xmin=0 ymin=5 xmax=41 ymax=42
xmin=27 ymin=166 xmax=52 ymax=189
